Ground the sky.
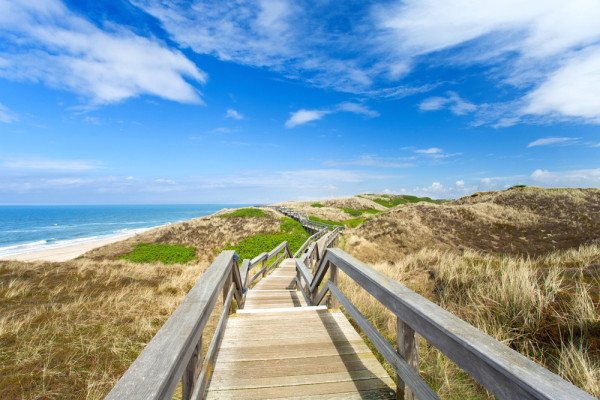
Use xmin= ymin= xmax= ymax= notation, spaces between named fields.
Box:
xmin=0 ymin=0 xmax=599 ymax=204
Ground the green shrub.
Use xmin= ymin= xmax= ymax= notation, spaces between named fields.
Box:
xmin=311 ymin=203 xmax=324 ymax=208
xmin=402 ymin=195 xmax=437 ymax=204
xmin=340 ymin=207 xmax=363 ymax=217
xmin=308 ymin=216 xmax=365 ymax=228
xmin=224 ymin=218 xmax=308 ymax=261
xmin=219 ymin=208 xmax=266 ymax=218
xmin=119 ymin=243 xmax=196 ymax=264
xmin=340 ymin=207 xmax=380 ymax=216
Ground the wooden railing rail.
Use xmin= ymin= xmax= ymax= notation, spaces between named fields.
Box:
xmin=270 ymin=205 xmax=344 ymax=232
xmin=295 ymin=248 xmax=596 ymax=400
xmin=106 ymin=237 xmax=295 ymax=400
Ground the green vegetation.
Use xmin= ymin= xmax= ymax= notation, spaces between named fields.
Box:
xmin=340 ymin=207 xmax=380 ymax=217
xmin=309 ymin=216 xmax=366 ymax=228
xmin=370 ymin=194 xmax=438 ymax=208
xmin=402 ymin=195 xmax=438 ymax=204
xmin=218 ymin=208 xmax=266 ymax=218
xmin=311 ymin=203 xmax=324 ymax=208
xmin=119 ymin=243 xmax=196 ymax=264
xmin=224 ymin=218 xmax=308 ymax=260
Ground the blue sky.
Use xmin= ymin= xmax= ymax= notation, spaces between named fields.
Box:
xmin=1 ymin=0 xmax=599 ymax=204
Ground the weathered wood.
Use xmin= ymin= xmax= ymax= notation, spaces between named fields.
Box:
xmin=191 ymin=285 xmax=235 ymax=400
xmin=328 ymin=263 xmax=338 ymax=309
xmin=325 ymin=248 xmax=596 ymax=400
xmin=106 ymin=251 xmax=235 ymax=400
xmin=397 ymin=318 xmax=419 ymax=400
xmin=182 ymin=336 xmax=202 ymax=400
xmin=314 ymin=282 xmax=331 ymax=306
xmin=328 ymin=284 xmax=438 ymax=400
xmin=206 ymin=310 xmax=394 ymax=399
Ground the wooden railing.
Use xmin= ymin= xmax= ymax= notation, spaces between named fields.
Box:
xmin=106 ymin=215 xmax=596 ymax=400
xmin=105 ymin=240 xmax=292 ymax=400
xmin=294 ymin=245 xmax=597 ymax=400
xmin=271 ymin=205 xmax=344 ymax=232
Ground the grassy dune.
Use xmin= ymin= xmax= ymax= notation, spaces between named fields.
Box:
xmin=0 ymin=208 xmax=285 ymax=400
xmin=1 ymin=190 xmax=599 ymax=399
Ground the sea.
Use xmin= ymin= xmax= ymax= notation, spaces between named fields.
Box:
xmin=0 ymin=204 xmax=247 ymax=257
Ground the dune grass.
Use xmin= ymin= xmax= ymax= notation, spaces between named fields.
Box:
xmin=118 ymin=243 xmax=196 ymax=264
xmin=308 ymin=215 xmax=365 ymax=228
xmin=218 ymin=208 xmax=266 ymax=218
xmin=339 ymin=242 xmax=600 ymax=398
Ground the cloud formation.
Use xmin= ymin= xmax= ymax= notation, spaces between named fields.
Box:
xmin=0 ymin=103 xmax=18 ymax=123
xmin=285 ymin=109 xmax=330 ymax=128
xmin=0 ymin=0 xmax=206 ymax=105
xmin=2 ymin=157 xmax=102 ymax=171
xmin=527 ymin=137 xmax=580 ymax=148
xmin=226 ymin=109 xmax=244 ymax=120
xmin=285 ymin=102 xmax=379 ymax=127
xmin=419 ymin=92 xmax=477 ymax=115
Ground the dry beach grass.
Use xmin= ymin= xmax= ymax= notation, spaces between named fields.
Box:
xmin=0 ymin=208 xmax=285 ymax=399
xmin=1 ymin=189 xmax=599 ymax=399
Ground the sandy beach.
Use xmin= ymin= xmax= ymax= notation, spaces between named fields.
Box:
xmin=0 ymin=234 xmax=135 ymax=262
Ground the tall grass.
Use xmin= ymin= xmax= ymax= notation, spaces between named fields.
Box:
xmin=340 ymin=243 xmax=600 ymax=398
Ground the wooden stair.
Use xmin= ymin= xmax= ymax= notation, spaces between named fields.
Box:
xmin=205 ymin=258 xmax=395 ymax=399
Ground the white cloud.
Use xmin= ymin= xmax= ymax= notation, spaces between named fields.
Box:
xmin=2 ymin=157 xmax=102 ymax=171
xmin=527 ymin=137 xmax=580 ymax=148
xmin=456 ymin=180 xmax=465 ymax=187
xmin=285 ymin=109 xmax=330 ymax=128
xmin=226 ymin=109 xmax=244 ymax=120
xmin=530 ymin=168 xmax=600 ymax=186
xmin=0 ymin=103 xmax=18 ymax=123
xmin=0 ymin=0 xmax=206 ymax=105
xmin=378 ymin=0 xmax=600 ymax=124
xmin=155 ymin=178 xmax=176 ymax=184
xmin=419 ymin=91 xmax=477 ymax=115
xmin=336 ymin=102 xmax=380 ymax=118
xmin=285 ymin=101 xmax=380 ymax=127
xmin=522 ymin=46 xmax=600 ymax=122
xmin=414 ymin=147 xmax=443 ymax=154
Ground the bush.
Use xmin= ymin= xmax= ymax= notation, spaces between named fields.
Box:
xmin=218 ymin=208 xmax=266 ymax=218
xmin=311 ymin=203 xmax=324 ymax=208
xmin=119 ymin=243 xmax=196 ymax=264
xmin=224 ymin=218 xmax=308 ymax=260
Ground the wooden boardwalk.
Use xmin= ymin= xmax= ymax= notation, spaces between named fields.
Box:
xmin=205 ymin=259 xmax=395 ymax=399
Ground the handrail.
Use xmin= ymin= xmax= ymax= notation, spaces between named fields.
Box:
xmin=270 ymin=205 xmax=344 ymax=232
xmin=107 ymin=218 xmax=325 ymax=400
xmin=295 ymin=247 xmax=596 ymax=400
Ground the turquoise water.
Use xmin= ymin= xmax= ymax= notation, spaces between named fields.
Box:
xmin=0 ymin=204 xmax=246 ymax=257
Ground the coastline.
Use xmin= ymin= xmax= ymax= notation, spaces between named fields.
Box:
xmin=0 ymin=233 xmax=139 ymax=262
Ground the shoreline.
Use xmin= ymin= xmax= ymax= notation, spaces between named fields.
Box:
xmin=0 ymin=206 xmax=244 ymax=263
xmin=0 ymin=233 xmax=139 ymax=262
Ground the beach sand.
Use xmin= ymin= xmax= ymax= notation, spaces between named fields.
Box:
xmin=0 ymin=234 xmax=135 ymax=262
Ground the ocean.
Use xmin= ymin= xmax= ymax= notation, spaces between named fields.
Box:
xmin=0 ymin=204 xmax=246 ymax=257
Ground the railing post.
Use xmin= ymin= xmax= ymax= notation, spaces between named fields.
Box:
xmin=182 ymin=335 xmax=202 ymax=400
xmin=396 ymin=318 xmax=419 ymax=400
xmin=327 ymin=262 xmax=338 ymax=309
xmin=223 ymin=269 xmax=232 ymax=305
xmin=261 ymin=257 xmax=267 ymax=277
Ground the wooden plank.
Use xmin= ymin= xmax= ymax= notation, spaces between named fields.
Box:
xmin=209 ymin=369 xmax=391 ymax=390
xmin=211 ymin=352 xmax=379 ymax=372
xmin=328 ymin=284 xmax=438 ymax=400
xmin=205 ymin=377 xmax=395 ymax=400
xmin=211 ymin=355 xmax=382 ymax=378
xmin=106 ymin=251 xmax=235 ymax=400
xmin=326 ymin=248 xmax=596 ymax=400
